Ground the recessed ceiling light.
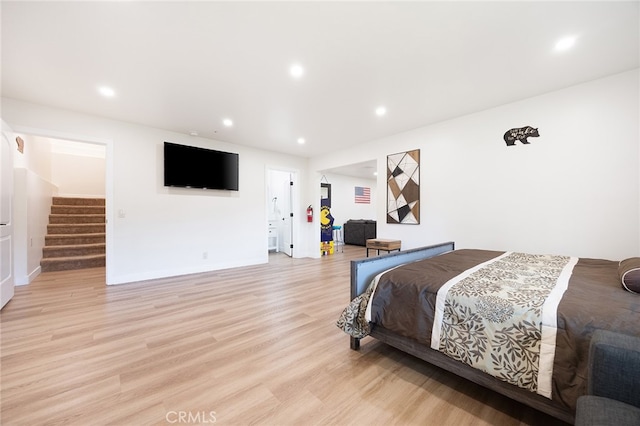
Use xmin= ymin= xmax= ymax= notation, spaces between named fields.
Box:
xmin=290 ymin=64 xmax=304 ymax=79
xmin=375 ymin=106 xmax=387 ymax=116
xmin=373 ymin=171 xmax=378 ymax=176
xmin=98 ymin=86 xmax=115 ymax=97
xmin=554 ymin=36 xmax=577 ymax=52
xmin=223 ymin=118 xmax=233 ymax=127
xmin=297 ymin=137 xmax=305 ymax=145
xmin=189 ymin=131 xmax=198 ymax=136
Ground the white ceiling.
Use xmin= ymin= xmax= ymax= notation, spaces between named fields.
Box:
xmin=1 ymin=1 xmax=638 ymax=162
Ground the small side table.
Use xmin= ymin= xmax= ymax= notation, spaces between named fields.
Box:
xmin=366 ymin=238 xmax=401 ymax=257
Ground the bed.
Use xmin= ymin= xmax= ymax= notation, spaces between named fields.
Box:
xmin=337 ymin=241 xmax=640 ymax=424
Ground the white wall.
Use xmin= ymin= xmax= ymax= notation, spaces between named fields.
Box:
xmin=14 ymin=134 xmax=52 ymax=178
xmin=50 ymin=139 xmax=106 ymax=197
xmin=51 ymin=152 xmax=105 ymax=197
xmin=311 ymin=70 xmax=640 ymax=260
xmin=13 ymin=168 xmax=57 ymax=285
xmin=12 ymin=134 xmax=58 ymax=285
xmin=1 ymin=98 xmax=312 ymax=284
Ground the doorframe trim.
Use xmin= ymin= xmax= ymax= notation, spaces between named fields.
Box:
xmin=266 ymin=166 xmax=300 ymax=258
xmin=8 ymin=125 xmax=113 ymax=284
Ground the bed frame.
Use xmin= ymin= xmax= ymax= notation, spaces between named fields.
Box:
xmin=349 ymin=241 xmax=574 ymax=424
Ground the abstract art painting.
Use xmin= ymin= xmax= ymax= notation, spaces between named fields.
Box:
xmin=387 ymin=149 xmax=420 ymax=224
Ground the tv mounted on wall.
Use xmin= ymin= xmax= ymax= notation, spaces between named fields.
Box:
xmin=164 ymin=142 xmax=239 ymax=191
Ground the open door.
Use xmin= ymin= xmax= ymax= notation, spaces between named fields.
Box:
xmin=267 ymin=168 xmax=296 ymax=258
xmin=280 ymin=174 xmax=294 ymax=257
xmin=1 ymin=121 xmax=15 ymax=309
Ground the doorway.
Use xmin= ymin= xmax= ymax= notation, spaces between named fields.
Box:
xmin=8 ymin=127 xmax=111 ymax=285
xmin=266 ymin=168 xmax=297 ymax=258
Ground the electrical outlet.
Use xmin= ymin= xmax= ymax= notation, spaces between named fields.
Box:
xmin=202 ymin=252 xmax=208 ymax=260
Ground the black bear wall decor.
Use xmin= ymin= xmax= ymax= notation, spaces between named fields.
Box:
xmin=503 ymin=126 xmax=539 ymax=146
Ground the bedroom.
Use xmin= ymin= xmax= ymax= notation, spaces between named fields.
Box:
xmin=0 ymin=1 xmax=639 ymax=424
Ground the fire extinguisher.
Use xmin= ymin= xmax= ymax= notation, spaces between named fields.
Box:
xmin=306 ymin=205 xmax=313 ymax=223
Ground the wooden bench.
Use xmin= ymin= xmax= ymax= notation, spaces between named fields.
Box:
xmin=366 ymin=239 xmax=401 ymax=257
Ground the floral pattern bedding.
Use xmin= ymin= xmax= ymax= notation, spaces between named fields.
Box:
xmin=430 ymin=251 xmax=577 ymax=397
xmin=337 ymin=248 xmax=639 ymax=412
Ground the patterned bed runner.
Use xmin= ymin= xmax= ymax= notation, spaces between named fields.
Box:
xmin=431 ymin=252 xmax=577 ymax=398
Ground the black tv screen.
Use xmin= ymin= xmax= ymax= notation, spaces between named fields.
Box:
xmin=164 ymin=142 xmax=239 ymax=191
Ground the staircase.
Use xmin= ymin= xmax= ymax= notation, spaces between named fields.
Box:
xmin=41 ymin=197 xmax=106 ymax=272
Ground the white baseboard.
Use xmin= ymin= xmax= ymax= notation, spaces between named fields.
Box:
xmin=15 ymin=265 xmax=41 ymax=286
xmin=107 ymin=256 xmax=267 ymax=286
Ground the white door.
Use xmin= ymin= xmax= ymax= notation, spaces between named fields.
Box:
xmin=279 ymin=174 xmax=293 ymax=257
xmin=0 ymin=121 xmax=15 ymax=309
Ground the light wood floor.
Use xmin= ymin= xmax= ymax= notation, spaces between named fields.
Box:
xmin=1 ymin=245 xmax=569 ymax=425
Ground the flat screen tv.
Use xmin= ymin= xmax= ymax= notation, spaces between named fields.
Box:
xmin=164 ymin=142 xmax=239 ymax=191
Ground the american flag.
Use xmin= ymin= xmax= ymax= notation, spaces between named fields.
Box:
xmin=354 ymin=186 xmax=371 ymax=204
